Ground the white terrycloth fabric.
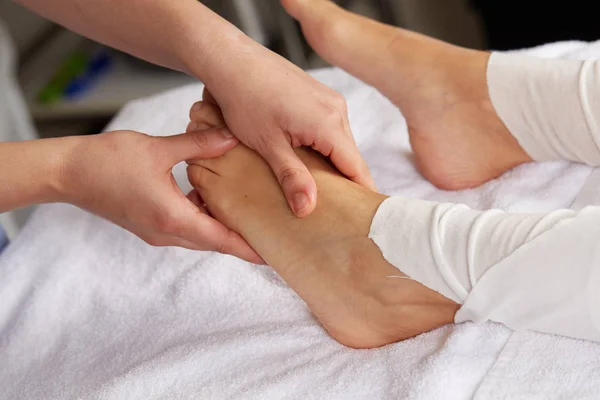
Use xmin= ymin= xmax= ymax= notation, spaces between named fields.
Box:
xmin=474 ymin=330 xmax=600 ymax=400
xmin=2 ymin=41 xmax=600 ymax=399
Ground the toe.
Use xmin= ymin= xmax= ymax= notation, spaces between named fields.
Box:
xmin=187 ymin=165 xmax=219 ymax=191
xmin=187 ymin=145 xmax=264 ymax=178
xmin=282 ymin=0 xmax=339 ymax=26
xmin=284 ymin=0 xmax=358 ymax=67
xmin=189 ymin=101 xmax=226 ymax=129
xmin=280 ymin=0 xmax=310 ymax=20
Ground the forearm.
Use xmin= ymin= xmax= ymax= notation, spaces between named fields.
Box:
xmin=15 ymin=0 xmax=249 ymax=81
xmin=0 ymin=137 xmax=77 ymax=213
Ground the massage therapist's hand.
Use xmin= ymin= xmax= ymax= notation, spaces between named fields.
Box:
xmin=17 ymin=0 xmax=374 ymax=218
xmin=189 ymin=40 xmax=376 ymax=217
xmin=59 ymin=130 xmax=262 ymax=263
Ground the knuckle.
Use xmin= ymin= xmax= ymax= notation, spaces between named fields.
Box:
xmin=277 ymin=165 xmax=302 ymax=187
xmin=331 ymin=92 xmax=348 ymax=111
xmin=103 ymin=130 xmax=144 ymax=153
xmin=154 ymin=211 xmax=182 ymax=235
xmin=146 ymin=136 xmax=170 ymax=161
xmin=254 ymin=132 xmax=278 ymax=153
xmin=189 ymin=131 xmax=210 ymax=149
xmin=214 ymin=231 xmax=235 ymax=255
xmin=118 ymin=129 xmax=143 ymax=141
xmin=321 ymin=105 xmax=345 ymax=129
xmin=144 ymin=236 xmax=164 ymax=247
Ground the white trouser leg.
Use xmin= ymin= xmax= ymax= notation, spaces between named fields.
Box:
xmin=487 ymin=52 xmax=600 ymax=165
xmin=370 ymin=197 xmax=600 ymax=342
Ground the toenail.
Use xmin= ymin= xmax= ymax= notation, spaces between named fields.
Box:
xmin=293 ymin=192 xmax=310 ymax=214
xmin=192 ymin=102 xmax=203 ymax=111
xmin=188 ymin=122 xmax=198 ymax=131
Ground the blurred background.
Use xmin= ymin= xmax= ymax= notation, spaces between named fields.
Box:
xmin=2 ymin=0 xmax=600 ymax=142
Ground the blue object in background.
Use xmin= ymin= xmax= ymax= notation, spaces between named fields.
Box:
xmin=64 ymin=49 xmax=113 ymax=100
xmin=0 ymin=225 xmax=8 ymax=255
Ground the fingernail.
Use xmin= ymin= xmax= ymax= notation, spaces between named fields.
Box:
xmin=188 ymin=122 xmax=198 ymax=132
xmin=220 ymin=128 xmax=234 ymax=138
xmin=293 ymin=192 xmax=310 ymax=214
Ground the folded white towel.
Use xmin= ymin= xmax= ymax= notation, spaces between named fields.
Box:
xmin=1 ymin=40 xmax=600 ymax=400
xmin=476 ymin=330 xmax=600 ymax=400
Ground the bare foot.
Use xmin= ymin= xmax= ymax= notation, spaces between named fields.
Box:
xmin=186 ymin=104 xmax=458 ymax=349
xmin=281 ymin=0 xmax=532 ymax=190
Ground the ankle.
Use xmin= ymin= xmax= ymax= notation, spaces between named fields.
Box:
xmin=319 ymin=236 xmax=459 ymax=348
xmin=377 ymin=278 xmax=460 ymax=334
xmin=329 ymin=275 xmax=459 ymax=349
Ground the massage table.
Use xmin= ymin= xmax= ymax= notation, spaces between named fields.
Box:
xmin=1 ymin=41 xmax=600 ymax=399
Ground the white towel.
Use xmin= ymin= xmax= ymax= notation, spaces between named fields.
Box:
xmin=1 ymin=41 xmax=600 ymax=399
xmin=475 ymin=331 xmax=600 ymax=400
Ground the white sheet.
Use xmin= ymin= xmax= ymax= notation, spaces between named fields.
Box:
xmin=2 ymin=41 xmax=600 ymax=399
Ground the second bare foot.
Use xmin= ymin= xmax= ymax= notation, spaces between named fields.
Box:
xmin=282 ymin=0 xmax=532 ymax=190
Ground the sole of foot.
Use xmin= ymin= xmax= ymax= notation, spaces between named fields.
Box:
xmin=187 ymin=105 xmax=459 ymax=348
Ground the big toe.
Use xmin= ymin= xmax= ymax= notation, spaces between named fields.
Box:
xmin=282 ymin=0 xmax=340 ymax=22
xmin=280 ymin=0 xmax=312 ymax=20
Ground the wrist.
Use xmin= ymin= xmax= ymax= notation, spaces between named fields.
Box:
xmin=49 ymin=135 xmax=87 ymax=205
xmin=0 ymin=136 xmax=84 ymax=213
xmin=183 ymin=25 xmax=260 ymax=90
xmin=178 ymin=13 xmax=252 ymax=83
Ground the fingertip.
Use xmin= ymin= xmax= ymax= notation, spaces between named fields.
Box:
xmin=291 ymin=188 xmax=317 ymax=217
xmin=360 ymin=158 xmax=379 ymax=192
xmin=329 ymin=141 xmax=378 ymax=191
xmin=177 ymin=209 xmax=262 ymax=262
xmin=369 ymin=178 xmax=379 ymax=193
xmin=355 ymin=168 xmax=379 ymax=193
xmin=262 ymin=147 xmax=318 ymax=217
xmin=218 ymin=229 xmax=264 ymax=264
xmin=185 ymin=128 xmax=238 ymax=157
xmin=237 ymin=247 xmax=266 ymax=265
xmin=280 ymin=164 xmax=317 ymax=217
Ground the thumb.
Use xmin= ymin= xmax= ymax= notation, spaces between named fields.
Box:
xmin=259 ymin=137 xmax=318 ymax=217
xmin=161 ymin=128 xmax=237 ymax=165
